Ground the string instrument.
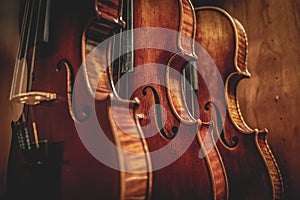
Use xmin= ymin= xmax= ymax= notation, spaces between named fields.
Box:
xmin=110 ymin=0 xmax=228 ymax=199
xmin=183 ymin=6 xmax=284 ymax=199
xmin=8 ymin=0 xmax=151 ymax=199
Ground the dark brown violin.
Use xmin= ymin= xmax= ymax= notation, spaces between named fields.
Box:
xmin=183 ymin=6 xmax=284 ymax=199
xmin=8 ymin=0 xmax=151 ymax=199
xmin=110 ymin=0 xmax=228 ymax=199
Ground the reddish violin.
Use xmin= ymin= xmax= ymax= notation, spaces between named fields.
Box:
xmin=183 ymin=6 xmax=284 ymax=199
xmin=110 ymin=0 xmax=228 ymax=199
xmin=8 ymin=0 xmax=151 ymax=199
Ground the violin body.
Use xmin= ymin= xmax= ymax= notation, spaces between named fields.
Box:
xmin=111 ymin=0 xmax=228 ymax=199
xmin=8 ymin=1 xmax=92 ymax=199
xmin=8 ymin=0 xmax=151 ymax=199
xmin=188 ymin=6 xmax=284 ymax=199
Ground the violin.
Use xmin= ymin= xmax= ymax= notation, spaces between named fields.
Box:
xmin=183 ymin=6 xmax=284 ymax=199
xmin=8 ymin=1 xmax=88 ymax=198
xmin=8 ymin=0 xmax=151 ymax=199
xmin=109 ymin=0 xmax=228 ymax=199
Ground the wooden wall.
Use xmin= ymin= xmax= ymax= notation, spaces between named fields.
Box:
xmin=194 ymin=0 xmax=300 ymax=199
xmin=0 ymin=0 xmax=299 ymax=199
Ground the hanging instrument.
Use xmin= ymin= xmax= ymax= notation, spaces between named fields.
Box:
xmin=8 ymin=0 xmax=152 ymax=199
xmin=109 ymin=0 xmax=228 ymax=199
xmin=183 ymin=6 xmax=284 ymax=199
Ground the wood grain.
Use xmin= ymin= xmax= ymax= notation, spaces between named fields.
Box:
xmin=1 ymin=0 xmax=299 ymax=199
xmin=193 ymin=0 xmax=300 ymax=198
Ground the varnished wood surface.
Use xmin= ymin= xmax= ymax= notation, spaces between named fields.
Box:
xmin=2 ymin=0 xmax=151 ymax=199
xmin=1 ymin=0 xmax=299 ymax=199
xmin=128 ymin=0 xmax=218 ymax=199
xmin=193 ymin=7 xmax=283 ymax=199
xmin=193 ymin=0 xmax=300 ymax=199
xmin=81 ymin=2 xmax=153 ymax=197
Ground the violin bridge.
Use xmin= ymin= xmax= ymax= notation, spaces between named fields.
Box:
xmin=11 ymin=91 xmax=57 ymax=105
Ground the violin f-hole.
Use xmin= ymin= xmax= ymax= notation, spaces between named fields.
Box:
xmin=56 ymin=58 xmax=90 ymax=122
xmin=142 ymin=85 xmax=178 ymax=140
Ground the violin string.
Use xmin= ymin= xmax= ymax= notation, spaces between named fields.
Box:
xmin=19 ymin=0 xmax=34 ymax=96
xmin=117 ymin=4 xmax=123 ymax=97
xmin=183 ymin=68 xmax=187 ymax=104
xmin=10 ymin=0 xmax=30 ymax=99
xmin=28 ymin=0 xmax=43 ymax=148
xmin=189 ymin=62 xmax=195 ymax=117
xmin=117 ymin=28 xmax=122 ymax=96
xmin=124 ymin=0 xmax=128 ymax=99
xmin=130 ymin=0 xmax=134 ymax=70
xmin=28 ymin=0 xmax=42 ymax=92
xmin=125 ymin=0 xmax=131 ymax=99
xmin=18 ymin=0 xmax=30 ymax=59
xmin=127 ymin=0 xmax=134 ymax=99
xmin=120 ymin=0 xmax=132 ymax=99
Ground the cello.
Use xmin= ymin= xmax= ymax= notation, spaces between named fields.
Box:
xmin=183 ymin=6 xmax=284 ymax=199
xmin=109 ymin=0 xmax=228 ymax=199
xmin=8 ymin=0 xmax=151 ymax=199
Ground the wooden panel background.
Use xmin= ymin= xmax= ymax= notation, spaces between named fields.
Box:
xmin=0 ymin=0 xmax=299 ymax=199
xmin=194 ymin=0 xmax=300 ymax=199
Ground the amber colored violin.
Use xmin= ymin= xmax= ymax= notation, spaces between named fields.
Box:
xmin=183 ymin=6 xmax=284 ymax=199
xmin=8 ymin=0 xmax=151 ymax=199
